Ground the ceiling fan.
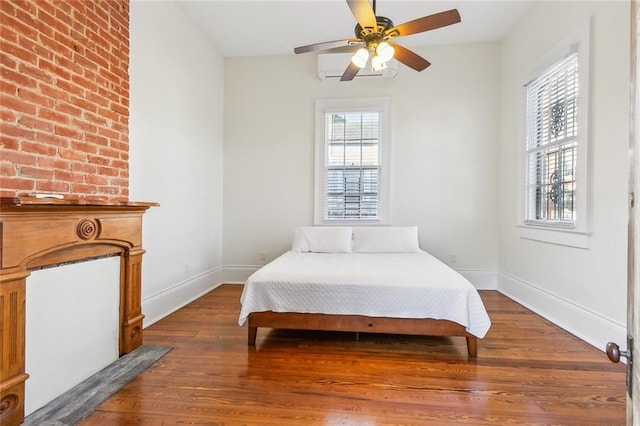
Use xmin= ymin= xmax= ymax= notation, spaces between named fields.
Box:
xmin=294 ymin=0 xmax=461 ymax=81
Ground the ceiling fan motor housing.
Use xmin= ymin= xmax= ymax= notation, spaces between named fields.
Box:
xmin=355 ymin=16 xmax=395 ymax=40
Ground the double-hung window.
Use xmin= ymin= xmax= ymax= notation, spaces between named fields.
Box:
xmin=525 ymin=52 xmax=579 ymax=225
xmin=314 ymin=98 xmax=390 ymax=225
xmin=520 ymin=23 xmax=590 ymax=247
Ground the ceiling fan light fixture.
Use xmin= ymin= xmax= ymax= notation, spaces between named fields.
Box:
xmin=351 ymin=48 xmax=369 ymax=68
xmin=371 ymin=54 xmax=387 ymax=72
xmin=376 ymin=41 xmax=395 ymax=62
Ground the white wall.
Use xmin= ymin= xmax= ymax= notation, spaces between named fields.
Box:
xmin=498 ymin=1 xmax=630 ymax=350
xmin=223 ymin=43 xmax=501 ymax=287
xmin=129 ymin=1 xmax=225 ymax=325
xmin=22 ymin=1 xmax=226 ymax=415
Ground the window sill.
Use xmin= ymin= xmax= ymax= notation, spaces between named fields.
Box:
xmin=315 ymin=220 xmax=389 ymax=226
xmin=516 ymin=224 xmax=590 ymax=249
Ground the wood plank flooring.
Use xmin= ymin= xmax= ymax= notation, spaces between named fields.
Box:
xmin=79 ymin=284 xmax=626 ymax=425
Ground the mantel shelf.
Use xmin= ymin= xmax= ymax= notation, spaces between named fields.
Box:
xmin=1 ymin=196 xmax=159 ymax=208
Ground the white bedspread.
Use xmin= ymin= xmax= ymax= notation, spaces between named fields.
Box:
xmin=238 ymin=250 xmax=491 ymax=338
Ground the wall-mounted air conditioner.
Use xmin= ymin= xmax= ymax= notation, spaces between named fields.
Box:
xmin=317 ymin=53 xmax=398 ymax=80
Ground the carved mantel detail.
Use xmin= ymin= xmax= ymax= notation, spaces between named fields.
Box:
xmin=0 ymin=197 xmax=157 ymax=426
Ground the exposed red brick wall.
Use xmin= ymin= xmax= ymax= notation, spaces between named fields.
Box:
xmin=0 ymin=0 xmax=130 ymax=201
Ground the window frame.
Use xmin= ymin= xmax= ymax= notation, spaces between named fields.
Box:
xmin=517 ymin=22 xmax=591 ymax=248
xmin=314 ymin=97 xmax=391 ymax=225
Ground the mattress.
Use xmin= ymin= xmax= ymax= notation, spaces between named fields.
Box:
xmin=238 ymin=250 xmax=491 ymax=338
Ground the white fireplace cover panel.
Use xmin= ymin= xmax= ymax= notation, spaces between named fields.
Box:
xmin=25 ymin=256 xmax=120 ymax=416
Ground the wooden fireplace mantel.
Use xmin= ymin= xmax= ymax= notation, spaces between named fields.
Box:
xmin=0 ymin=196 xmax=158 ymax=426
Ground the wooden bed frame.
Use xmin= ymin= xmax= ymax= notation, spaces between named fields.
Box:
xmin=247 ymin=311 xmax=478 ymax=357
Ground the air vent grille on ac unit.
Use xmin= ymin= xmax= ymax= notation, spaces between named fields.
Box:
xmin=317 ymin=53 xmax=398 ymax=80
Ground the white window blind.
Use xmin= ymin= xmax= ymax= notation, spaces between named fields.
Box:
xmin=525 ymin=52 xmax=579 ymax=225
xmin=325 ymin=112 xmax=380 ymax=220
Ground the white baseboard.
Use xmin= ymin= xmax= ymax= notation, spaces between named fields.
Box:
xmin=457 ymin=269 xmax=498 ymax=290
xmin=144 ymin=264 xmax=624 ymax=355
xmin=497 ymin=271 xmax=626 ymax=353
xmin=223 ymin=265 xmax=498 ymax=290
xmin=142 ymin=266 xmax=223 ymax=327
xmin=223 ymin=265 xmax=260 ymax=284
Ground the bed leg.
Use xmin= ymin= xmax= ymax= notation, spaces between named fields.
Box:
xmin=248 ymin=326 xmax=257 ymax=346
xmin=466 ymin=336 xmax=478 ymax=358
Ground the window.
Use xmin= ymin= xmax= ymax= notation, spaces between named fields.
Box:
xmin=519 ymin=23 xmax=590 ymax=248
xmin=314 ymin=98 xmax=390 ymax=225
xmin=525 ymin=52 xmax=578 ymax=225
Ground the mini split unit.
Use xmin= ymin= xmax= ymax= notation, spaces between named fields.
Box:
xmin=317 ymin=53 xmax=398 ymax=80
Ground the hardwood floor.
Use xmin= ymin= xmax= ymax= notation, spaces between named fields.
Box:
xmin=80 ymin=284 xmax=626 ymax=425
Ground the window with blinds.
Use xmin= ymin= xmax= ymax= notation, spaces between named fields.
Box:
xmin=525 ymin=52 xmax=579 ymax=225
xmin=314 ymin=98 xmax=390 ymax=225
xmin=325 ymin=112 xmax=380 ymax=220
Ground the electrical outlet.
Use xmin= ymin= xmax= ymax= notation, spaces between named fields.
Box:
xmin=259 ymin=252 xmax=266 ymax=261
xmin=184 ymin=263 xmax=189 ymax=273
xmin=450 ymin=254 xmax=457 ymax=264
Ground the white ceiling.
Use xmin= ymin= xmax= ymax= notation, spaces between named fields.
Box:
xmin=176 ymin=0 xmax=535 ymax=58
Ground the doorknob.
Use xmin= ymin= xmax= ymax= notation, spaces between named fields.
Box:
xmin=606 ymin=337 xmax=633 ymax=398
xmin=606 ymin=341 xmax=631 ymax=363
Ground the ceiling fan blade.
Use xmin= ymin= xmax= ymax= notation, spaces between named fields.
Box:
xmin=324 ymin=43 xmax=364 ymax=54
xmin=386 ymin=9 xmax=461 ymax=38
xmin=346 ymin=0 xmax=377 ymax=31
xmin=340 ymin=62 xmax=361 ymax=81
xmin=294 ymin=39 xmax=356 ymax=54
xmin=388 ymin=42 xmax=431 ymax=72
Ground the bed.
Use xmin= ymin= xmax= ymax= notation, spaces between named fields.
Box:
xmin=238 ymin=226 xmax=491 ymax=357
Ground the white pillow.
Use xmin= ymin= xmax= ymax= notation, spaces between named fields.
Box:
xmin=292 ymin=226 xmax=353 ymax=253
xmin=352 ymin=226 xmax=420 ymax=253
